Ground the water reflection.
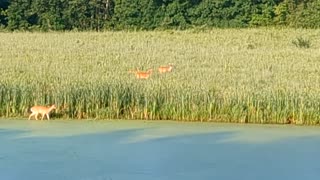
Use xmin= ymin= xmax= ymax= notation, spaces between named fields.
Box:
xmin=1 ymin=120 xmax=320 ymax=180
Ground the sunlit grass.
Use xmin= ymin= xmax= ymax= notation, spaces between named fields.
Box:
xmin=1 ymin=28 xmax=320 ymax=124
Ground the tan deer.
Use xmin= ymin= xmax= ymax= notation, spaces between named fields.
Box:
xmin=158 ymin=65 xmax=173 ymax=73
xmin=129 ymin=69 xmax=153 ymax=79
xmin=28 ymin=104 xmax=56 ymax=120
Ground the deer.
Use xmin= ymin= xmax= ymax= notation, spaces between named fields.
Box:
xmin=158 ymin=64 xmax=173 ymax=73
xmin=28 ymin=104 xmax=56 ymax=121
xmin=129 ymin=69 xmax=153 ymax=79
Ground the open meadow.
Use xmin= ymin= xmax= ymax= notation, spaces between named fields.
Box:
xmin=1 ymin=28 xmax=320 ymax=124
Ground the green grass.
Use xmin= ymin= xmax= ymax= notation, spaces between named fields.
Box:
xmin=1 ymin=28 xmax=320 ymax=124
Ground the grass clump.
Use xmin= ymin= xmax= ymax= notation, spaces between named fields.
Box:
xmin=292 ymin=37 xmax=311 ymax=48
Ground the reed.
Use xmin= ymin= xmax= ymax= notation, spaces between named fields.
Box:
xmin=1 ymin=28 xmax=320 ymax=124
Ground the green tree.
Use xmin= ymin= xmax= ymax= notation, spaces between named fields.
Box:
xmin=249 ymin=0 xmax=277 ymax=27
xmin=189 ymin=0 xmax=254 ymax=28
xmin=274 ymin=0 xmax=300 ymax=26
xmin=86 ymin=0 xmax=112 ymax=30
xmin=161 ymin=0 xmax=193 ymax=29
xmin=289 ymin=0 xmax=320 ymax=28
xmin=111 ymin=0 xmax=141 ymax=29
xmin=63 ymin=0 xmax=92 ymax=30
xmin=0 ymin=0 xmax=9 ymax=27
xmin=31 ymin=0 xmax=67 ymax=30
xmin=7 ymin=0 xmax=35 ymax=30
xmin=4 ymin=0 xmax=320 ymax=31
xmin=140 ymin=0 xmax=165 ymax=29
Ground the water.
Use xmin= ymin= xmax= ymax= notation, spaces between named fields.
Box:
xmin=1 ymin=119 xmax=320 ymax=180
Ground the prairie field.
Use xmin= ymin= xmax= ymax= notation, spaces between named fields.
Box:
xmin=1 ymin=28 xmax=320 ymax=124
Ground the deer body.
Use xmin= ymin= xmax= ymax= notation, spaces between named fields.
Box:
xmin=158 ymin=65 xmax=173 ymax=73
xmin=28 ymin=104 xmax=56 ymax=120
xmin=131 ymin=69 xmax=153 ymax=79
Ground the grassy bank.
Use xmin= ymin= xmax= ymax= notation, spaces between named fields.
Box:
xmin=1 ymin=29 xmax=320 ymax=124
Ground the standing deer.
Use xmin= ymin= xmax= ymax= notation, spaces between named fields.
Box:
xmin=129 ymin=69 xmax=153 ymax=79
xmin=28 ymin=104 xmax=56 ymax=120
xmin=158 ymin=65 xmax=173 ymax=73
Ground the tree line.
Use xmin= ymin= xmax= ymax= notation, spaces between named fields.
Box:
xmin=0 ymin=0 xmax=320 ymax=31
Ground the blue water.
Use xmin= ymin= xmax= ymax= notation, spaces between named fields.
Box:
xmin=0 ymin=120 xmax=320 ymax=180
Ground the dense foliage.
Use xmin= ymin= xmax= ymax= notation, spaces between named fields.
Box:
xmin=0 ymin=0 xmax=320 ymax=31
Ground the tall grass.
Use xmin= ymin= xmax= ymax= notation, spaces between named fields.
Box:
xmin=1 ymin=28 xmax=320 ymax=124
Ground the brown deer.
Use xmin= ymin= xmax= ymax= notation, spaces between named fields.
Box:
xmin=28 ymin=104 xmax=56 ymax=120
xmin=129 ymin=69 xmax=153 ymax=79
xmin=158 ymin=65 xmax=173 ymax=73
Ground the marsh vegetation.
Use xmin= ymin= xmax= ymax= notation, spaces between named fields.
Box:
xmin=1 ymin=29 xmax=320 ymax=124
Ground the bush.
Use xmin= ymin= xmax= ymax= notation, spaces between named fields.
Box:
xmin=292 ymin=37 xmax=311 ymax=49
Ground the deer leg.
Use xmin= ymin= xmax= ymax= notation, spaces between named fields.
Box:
xmin=46 ymin=114 xmax=50 ymax=120
xmin=28 ymin=112 xmax=35 ymax=120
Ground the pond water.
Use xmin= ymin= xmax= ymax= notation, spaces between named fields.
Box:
xmin=1 ymin=119 xmax=320 ymax=180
